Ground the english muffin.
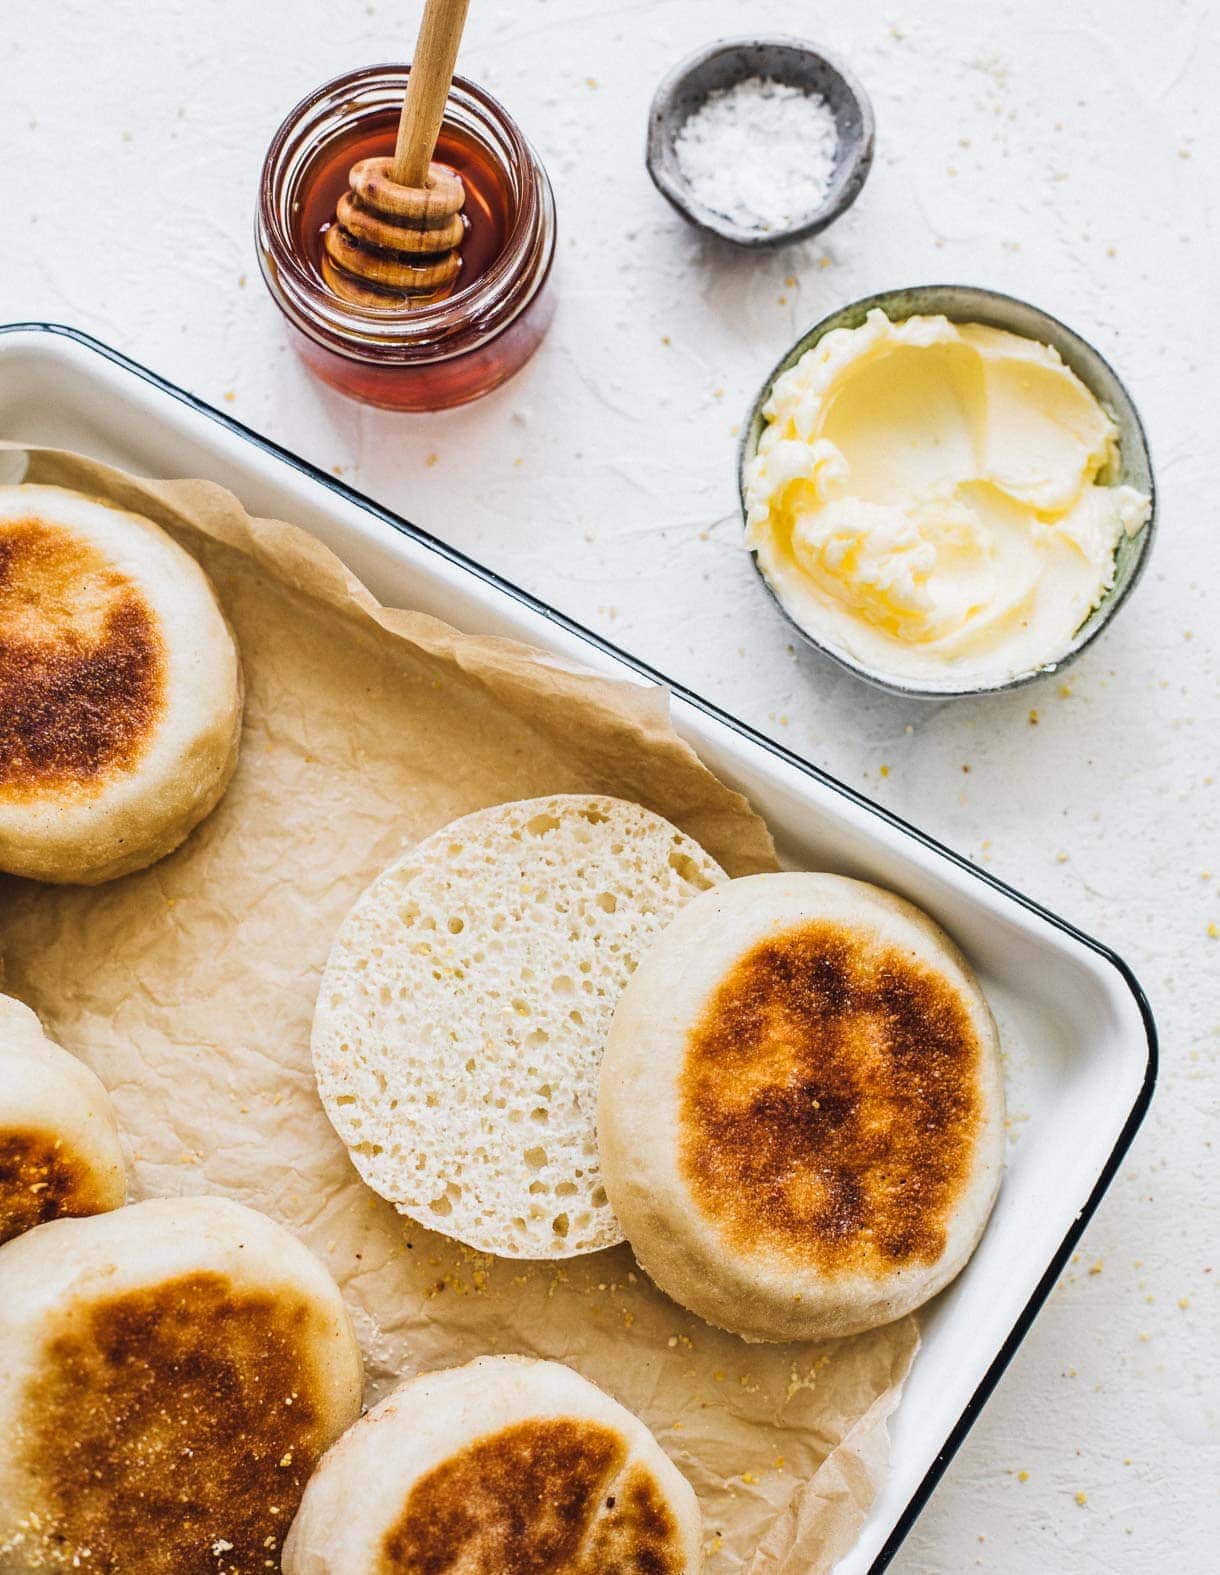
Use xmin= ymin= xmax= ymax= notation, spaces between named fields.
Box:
xmin=312 ymin=795 xmax=724 ymax=1258
xmin=0 ymin=1195 xmax=364 ymax=1574
xmin=598 ymin=873 xmax=1005 ymax=1341
xmin=0 ymin=994 xmax=126 ymax=1244
xmin=283 ymin=1355 xmax=702 ymax=1574
xmin=0 ymin=484 xmax=242 ymax=884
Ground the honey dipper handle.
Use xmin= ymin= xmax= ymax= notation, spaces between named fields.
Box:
xmin=392 ymin=0 xmax=472 ymax=187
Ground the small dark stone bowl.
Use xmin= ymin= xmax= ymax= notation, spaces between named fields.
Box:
xmin=646 ymin=36 xmax=875 ymax=248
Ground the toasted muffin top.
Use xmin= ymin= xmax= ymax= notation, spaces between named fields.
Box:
xmin=0 ymin=1127 xmax=106 ymax=1245
xmin=378 ymin=1416 xmax=685 ymax=1575
xmin=679 ymin=919 xmax=985 ymax=1278
xmin=0 ymin=515 xmax=166 ymax=803
xmin=10 ymin=1271 xmax=338 ymax=1575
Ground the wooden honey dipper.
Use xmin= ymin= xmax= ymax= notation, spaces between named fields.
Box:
xmin=323 ymin=0 xmax=472 ymax=307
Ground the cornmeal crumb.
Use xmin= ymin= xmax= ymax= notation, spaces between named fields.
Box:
xmin=1075 ymin=1490 xmax=1088 ymax=1507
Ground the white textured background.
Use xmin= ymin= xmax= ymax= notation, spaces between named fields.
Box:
xmin=1 ymin=1 xmax=1216 ymax=1569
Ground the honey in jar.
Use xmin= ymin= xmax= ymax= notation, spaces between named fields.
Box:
xmin=258 ymin=67 xmax=556 ymax=411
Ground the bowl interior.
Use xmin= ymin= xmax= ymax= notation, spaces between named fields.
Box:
xmin=739 ymin=285 xmax=1156 ymax=696
xmin=647 ymin=37 xmax=874 ymax=246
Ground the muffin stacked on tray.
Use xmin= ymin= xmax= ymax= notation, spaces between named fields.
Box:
xmin=0 ymin=485 xmax=242 ymax=885
xmin=598 ymin=873 xmax=1005 ymax=1342
xmin=0 ymin=1197 xmax=364 ymax=1573
xmin=284 ymin=1357 xmax=703 ymax=1575
xmin=311 ymin=794 xmax=726 ymax=1259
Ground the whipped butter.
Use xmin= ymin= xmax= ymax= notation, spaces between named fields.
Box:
xmin=744 ymin=310 xmax=1151 ymax=688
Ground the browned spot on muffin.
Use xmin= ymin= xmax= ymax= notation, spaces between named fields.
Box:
xmin=379 ymin=1418 xmax=685 ymax=1574
xmin=12 ymin=1272 xmax=334 ymax=1574
xmin=583 ymin=1464 xmax=683 ymax=1575
xmin=0 ymin=517 xmax=166 ymax=801
xmin=680 ymin=921 xmax=984 ymax=1277
xmin=0 ymin=1127 xmax=99 ymax=1244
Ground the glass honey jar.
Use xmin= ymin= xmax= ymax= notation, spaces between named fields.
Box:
xmin=257 ymin=65 xmax=557 ymax=411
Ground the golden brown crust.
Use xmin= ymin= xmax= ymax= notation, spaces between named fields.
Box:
xmin=581 ymin=1465 xmax=684 ymax=1574
xmin=0 ymin=1128 xmax=98 ymax=1244
xmin=679 ymin=920 xmax=984 ymax=1278
xmin=378 ymin=1417 xmax=685 ymax=1574
xmin=13 ymin=1272 xmax=337 ymax=1573
xmin=0 ymin=518 xmax=166 ymax=802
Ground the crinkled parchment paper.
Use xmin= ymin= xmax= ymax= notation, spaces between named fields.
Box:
xmin=0 ymin=445 xmax=918 ymax=1573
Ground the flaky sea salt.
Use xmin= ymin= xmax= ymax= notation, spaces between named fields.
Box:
xmin=672 ymin=76 xmax=838 ymax=233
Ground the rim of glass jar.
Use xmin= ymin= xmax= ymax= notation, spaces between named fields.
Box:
xmin=258 ymin=64 xmax=553 ymax=363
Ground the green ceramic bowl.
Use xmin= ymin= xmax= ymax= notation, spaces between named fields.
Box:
xmin=738 ymin=284 xmax=1156 ymax=697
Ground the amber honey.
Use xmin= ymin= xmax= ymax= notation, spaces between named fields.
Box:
xmin=258 ymin=67 xmax=556 ymax=411
xmin=296 ymin=115 xmax=511 ymax=304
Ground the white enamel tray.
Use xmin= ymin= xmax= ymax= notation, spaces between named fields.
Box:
xmin=0 ymin=324 xmax=1156 ymax=1574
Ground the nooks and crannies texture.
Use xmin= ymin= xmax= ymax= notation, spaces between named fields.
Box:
xmin=312 ymin=795 xmax=724 ymax=1258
